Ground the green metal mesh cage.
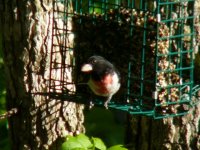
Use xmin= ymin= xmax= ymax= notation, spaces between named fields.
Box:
xmin=49 ymin=0 xmax=199 ymax=118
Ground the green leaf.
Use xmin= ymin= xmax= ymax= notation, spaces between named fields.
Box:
xmin=61 ymin=134 xmax=93 ymax=150
xmin=76 ymin=134 xmax=93 ymax=149
xmin=61 ymin=136 xmax=84 ymax=150
xmin=107 ymin=145 xmax=128 ymax=150
xmin=92 ymin=137 xmax=106 ymax=150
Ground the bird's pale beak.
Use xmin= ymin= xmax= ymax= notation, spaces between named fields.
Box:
xmin=81 ymin=64 xmax=93 ymax=72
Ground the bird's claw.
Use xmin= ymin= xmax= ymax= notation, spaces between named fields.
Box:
xmin=89 ymin=101 xmax=94 ymax=109
xmin=104 ymin=101 xmax=109 ymax=109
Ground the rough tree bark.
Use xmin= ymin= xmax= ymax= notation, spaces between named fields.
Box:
xmin=129 ymin=104 xmax=200 ymax=150
xmin=0 ymin=0 xmax=84 ymax=149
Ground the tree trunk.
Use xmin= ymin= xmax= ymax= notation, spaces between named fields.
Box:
xmin=129 ymin=103 xmax=200 ymax=150
xmin=0 ymin=0 xmax=84 ymax=149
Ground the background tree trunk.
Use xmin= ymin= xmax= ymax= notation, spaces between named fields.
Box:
xmin=129 ymin=103 xmax=200 ymax=150
xmin=0 ymin=0 xmax=84 ymax=149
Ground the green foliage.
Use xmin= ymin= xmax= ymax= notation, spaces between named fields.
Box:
xmin=62 ymin=134 xmax=93 ymax=150
xmin=0 ymin=27 xmax=10 ymax=150
xmin=80 ymin=0 xmax=119 ymax=14
xmin=61 ymin=134 xmax=127 ymax=150
xmin=0 ymin=138 xmax=11 ymax=150
xmin=84 ymin=108 xmax=126 ymax=147
xmin=0 ymin=33 xmax=6 ymax=101
xmin=0 ymin=28 xmax=6 ymax=114
xmin=107 ymin=145 xmax=128 ymax=150
xmin=91 ymin=137 xmax=106 ymax=150
xmin=0 ymin=120 xmax=11 ymax=150
xmin=0 ymin=88 xmax=6 ymax=114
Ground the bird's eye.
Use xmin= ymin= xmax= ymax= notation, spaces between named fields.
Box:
xmin=91 ymin=59 xmax=96 ymax=64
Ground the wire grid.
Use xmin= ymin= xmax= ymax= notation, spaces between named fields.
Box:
xmin=49 ymin=0 xmax=197 ymax=118
xmin=154 ymin=0 xmax=195 ymax=118
xmin=49 ymin=0 xmax=77 ymax=101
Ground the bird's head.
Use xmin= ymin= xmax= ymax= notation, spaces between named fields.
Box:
xmin=81 ymin=56 xmax=106 ymax=73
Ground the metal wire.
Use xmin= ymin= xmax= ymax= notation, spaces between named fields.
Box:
xmin=48 ymin=0 xmax=197 ymax=119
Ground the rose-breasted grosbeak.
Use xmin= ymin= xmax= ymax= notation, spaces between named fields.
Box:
xmin=81 ymin=56 xmax=121 ymax=108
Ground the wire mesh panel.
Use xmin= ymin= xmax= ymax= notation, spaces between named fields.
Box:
xmin=49 ymin=0 xmax=197 ymax=118
xmin=49 ymin=0 xmax=77 ymax=101
xmin=154 ymin=0 xmax=195 ymax=118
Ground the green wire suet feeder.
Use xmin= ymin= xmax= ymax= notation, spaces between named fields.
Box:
xmin=49 ymin=0 xmax=199 ymax=119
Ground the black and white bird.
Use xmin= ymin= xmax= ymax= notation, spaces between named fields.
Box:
xmin=81 ymin=56 xmax=121 ymax=108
